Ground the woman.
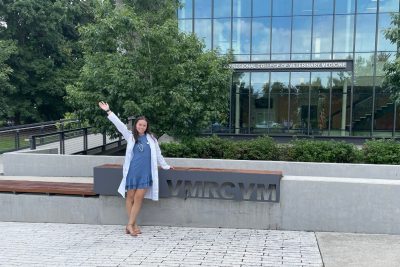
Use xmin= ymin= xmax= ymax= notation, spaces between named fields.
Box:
xmin=98 ymin=101 xmax=172 ymax=236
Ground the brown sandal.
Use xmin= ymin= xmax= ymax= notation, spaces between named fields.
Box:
xmin=133 ymin=225 xmax=142 ymax=234
xmin=125 ymin=224 xmax=138 ymax=236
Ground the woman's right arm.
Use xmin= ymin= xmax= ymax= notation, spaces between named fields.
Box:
xmin=98 ymin=101 xmax=131 ymax=140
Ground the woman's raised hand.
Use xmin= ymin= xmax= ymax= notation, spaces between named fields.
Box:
xmin=98 ymin=101 xmax=110 ymax=111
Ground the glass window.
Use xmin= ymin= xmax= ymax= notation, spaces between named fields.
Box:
xmin=331 ymin=72 xmax=352 ymax=136
xmin=194 ymin=19 xmax=212 ymax=50
xmin=293 ymin=0 xmax=312 ymax=15
xmin=269 ymin=72 xmax=290 ymax=133
xmin=250 ymin=72 xmax=270 ymax=133
xmin=233 ymin=0 xmax=251 ymax=17
xmin=353 ymin=52 xmax=374 ymax=134
xmin=292 ymin=16 xmax=312 ymax=53
xmin=214 ymin=18 xmax=231 ymax=53
xmin=352 ymin=80 xmax=374 ymax=134
xmin=312 ymin=53 xmax=332 ymax=59
xmin=377 ymin=13 xmax=397 ymax=51
xmin=233 ymin=72 xmax=250 ymax=92
xmin=379 ymin=0 xmax=400 ymax=13
xmin=271 ymin=54 xmax=291 ymax=60
xmin=273 ymin=0 xmax=292 ymax=16
xmin=270 ymin=72 xmax=290 ymax=94
xmin=178 ymin=19 xmax=193 ymax=33
xmin=376 ymin=52 xmax=395 ymax=76
xmin=291 ymin=54 xmax=312 ymax=60
xmin=355 ymin=14 xmax=377 ymax=52
xmin=214 ymin=0 xmax=231 ymax=18
xmin=232 ymin=72 xmax=251 ymax=133
xmin=271 ymin=17 xmax=291 ymax=54
xmin=374 ymin=88 xmax=395 ymax=134
xmin=252 ymin=54 xmax=270 ymax=60
xmin=314 ymin=0 xmax=334 ymax=15
xmin=178 ymin=0 xmax=193 ymax=19
xmin=354 ymin=52 xmax=375 ymax=77
xmin=313 ymin=15 xmax=333 ymax=53
xmin=375 ymin=75 xmax=385 ymax=87
xmin=310 ymin=72 xmax=331 ymax=134
xmin=252 ymin=72 xmax=270 ymax=95
xmin=335 ymin=0 xmax=355 ymax=14
xmin=232 ymin=18 xmax=251 ymax=55
xmin=253 ymin=0 xmax=271 ymax=17
xmin=357 ymin=0 xmax=377 ymax=13
xmin=195 ymin=0 xmax=212 ymax=18
xmin=311 ymin=72 xmax=331 ymax=89
xmin=333 ymin=53 xmax=353 ymax=59
xmin=252 ymin=17 xmax=271 ymax=55
xmin=333 ymin=15 xmax=354 ymax=53
xmin=290 ymin=72 xmax=310 ymax=134
xmin=234 ymin=54 xmax=251 ymax=61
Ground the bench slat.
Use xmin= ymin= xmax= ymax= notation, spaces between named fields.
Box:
xmin=0 ymin=180 xmax=97 ymax=196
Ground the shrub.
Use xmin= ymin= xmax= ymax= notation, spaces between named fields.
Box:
xmin=362 ymin=139 xmax=400 ymax=164
xmin=277 ymin=144 xmax=292 ymax=161
xmin=286 ymin=139 xmax=359 ymax=163
xmin=160 ymin=142 xmax=191 ymax=158
xmin=225 ymin=136 xmax=279 ymax=160
xmin=183 ymin=135 xmax=232 ymax=159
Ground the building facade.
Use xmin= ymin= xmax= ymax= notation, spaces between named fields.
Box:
xmin=178 ymin=0 xmax=400 ymax=137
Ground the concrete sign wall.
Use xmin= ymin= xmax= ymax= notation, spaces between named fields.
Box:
xmin=159 ymin=168 xmax=282 ymax=202
xmin=94 ymin=165 xmax=283 ymax=203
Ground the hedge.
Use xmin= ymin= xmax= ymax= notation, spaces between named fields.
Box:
xmin=363 ymin=139 xmax=400 ymax=164
xmin=160 ymin=136 xmax=400 ymax=164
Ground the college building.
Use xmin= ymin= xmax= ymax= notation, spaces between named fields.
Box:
xmin=178 ymin=0 xmax=400 ymax=137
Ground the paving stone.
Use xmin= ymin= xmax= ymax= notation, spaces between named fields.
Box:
xmin=0 ymin=222 xmax=323 ymax=266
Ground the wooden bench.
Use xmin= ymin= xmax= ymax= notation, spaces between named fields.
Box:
xmin=0 ymin=180 xmax=97 ymax=197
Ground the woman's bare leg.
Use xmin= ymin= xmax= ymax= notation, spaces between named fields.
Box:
xmin=125 ymin=190 xmax=136 ymax=234
xmin=126 ymin=190 xmax=135 ymax=216
xmin=128 ymin=189 xmax=146 ymax=233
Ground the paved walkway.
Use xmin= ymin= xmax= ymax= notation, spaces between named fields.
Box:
xmin=317 ymin=232 xmax=400 ymax=267
xmin=0 ymin=222 xmax=323 ymax=267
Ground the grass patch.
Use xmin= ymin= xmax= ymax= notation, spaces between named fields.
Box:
xmin=0 ymin=135 xmax=30 ymax=153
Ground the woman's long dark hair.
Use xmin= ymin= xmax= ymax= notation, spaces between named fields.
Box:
xmin=133 ymin=116 xmax=154 ymax=143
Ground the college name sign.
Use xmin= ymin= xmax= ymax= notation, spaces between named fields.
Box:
xmin=159 ymin=168 xmax=282 ymax=203
xmin=229 ymin=60 xmax=353 ymax=71
xmin=94 ymin=165 xmax=282 ymax=203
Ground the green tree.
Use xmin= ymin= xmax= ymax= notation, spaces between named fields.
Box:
xmin=0 ymin=0 xmax=94 ymax=124
xmin=67 ymin=0 xmax=232 ymax=138
xmin=383 ymin=13 xmax=400 ymax=104
xmin=0 ymin=39 xmax=16 ymax=125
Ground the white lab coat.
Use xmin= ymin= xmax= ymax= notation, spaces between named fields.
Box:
xmin=107 ymin=112 xmax=170 ymax=200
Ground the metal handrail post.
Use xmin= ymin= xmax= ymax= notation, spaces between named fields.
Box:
xmin=30 ymin=136 xmax=36 ymax=150
xmin=40 ymin=125 xmax=44 ymax=145
xmin=15 ymin=130 xmax=20 ymax=150
xmin=102 ymin=132 xmax=107 ymax=151
xmin=60 ymin=132 xmax=65 ymax=154
xmin=83 ymin=128 xmax=88 ymax=153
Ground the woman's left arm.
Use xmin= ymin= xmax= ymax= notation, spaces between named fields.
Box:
xmin=154 ymin=140 xmax=171 ymax=170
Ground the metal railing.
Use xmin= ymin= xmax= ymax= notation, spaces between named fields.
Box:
xmin=30 ymin=127 xmax=123 ymax=155
xmin=0 ymin=119 xmax=80 ymax=154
